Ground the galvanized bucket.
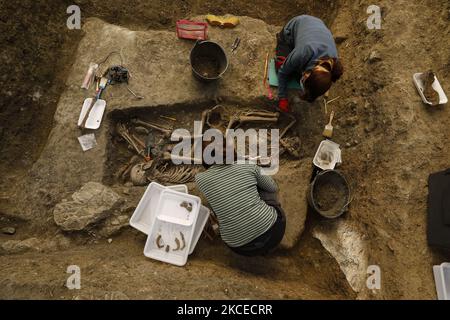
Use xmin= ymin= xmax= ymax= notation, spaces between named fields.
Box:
xmin=307 ymin=169 xmax=351 ymax=219
xmin=190 ymin=40 xmax=228 ymax=82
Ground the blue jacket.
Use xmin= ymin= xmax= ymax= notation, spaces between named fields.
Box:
xmin=278 ymin=15 xmax=338 ymax=98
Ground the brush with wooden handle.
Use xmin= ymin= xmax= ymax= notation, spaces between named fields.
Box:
xmin=322 ymin=110 xmax=335 ymax=138
xmin=263 ymin=52 xmax=273 ymax=100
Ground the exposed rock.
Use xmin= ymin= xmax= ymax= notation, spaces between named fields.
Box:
xmin=0 ymin=235 xmax=71 ymax=255
xmin=97 ymin=214 xmax=130 ymax=238
xmin=313 ymin=219 xmax=368 ymax=293
xmin=1 ymin=237 xmax=42 ymax=254
xmin=53 ymin=182 xmax=123 ymax=231
xmin=368 ymin=51 xmax=382 ymax=63
xmin=1 ymin=227 xmax=16 ymax=235
xmin=32 ymin=90 xmax=42 ymax=102
xmin=275 ymin=158 xmax=313 ymax=249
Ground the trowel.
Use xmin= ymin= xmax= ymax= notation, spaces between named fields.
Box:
xmin=78 ymin=77 xmax=108 ymax=130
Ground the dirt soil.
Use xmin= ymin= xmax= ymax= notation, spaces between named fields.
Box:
xmin=192 ymin=56 xmax=221 ymax=78
xmin=1 ymin=0 xmax=450 ymax=300
xmin=313 ymin=177 xmax=347 ymax=212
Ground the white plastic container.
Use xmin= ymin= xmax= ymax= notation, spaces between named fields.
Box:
xmin=77 ymin=98 xmax=106 ymax=130
xmin=130 ymin=182 xmax=188 ymax=234
xmin=413 ymin=72 xmax=448 ymax=106
xmin=433 ymin=262 xmax=450 ymax=300
xmin=313 ymin=139 xmax=342 ymax=170
xmin=156 ymin=189 xmax=201 ymax=226
xmin=189 ymin=205 xmax=210 ymax=255
xmin=144 ymin=216 xmax=194 ymax=266
xmin=144 ymin=190 xmax=201 ymax=266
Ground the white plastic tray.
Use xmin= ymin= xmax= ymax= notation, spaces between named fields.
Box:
xmin=144 ymin=216 xmax=196 ymax=266
xmin=156 ymin=189 xmax=201 ymax=226
xmin=433 ymin=262 xmax=450 ymax=300
xmin=413 ymin=72 xmax=448 ymax=106
xmin=313 ymin=139 xmax=342 ymax=170
xmin=189 ymin=205 xmax=210 ymax=255
xmin=143 ymin=205 xmax=209 ymax=265
xmin=77 ymin=98 xmax=106 ymax=130
xmin=129 ymin=182 xmax=188 ymax=234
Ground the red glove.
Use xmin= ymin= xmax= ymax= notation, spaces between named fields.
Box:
xmin=275 ymin=56 xmax=287 ymax=70
xmin=278 ymin=98 xmax=289 ymax=112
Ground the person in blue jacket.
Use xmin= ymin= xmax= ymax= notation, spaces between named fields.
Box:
xmin=275 ymin=15 xmax=343 ymax=112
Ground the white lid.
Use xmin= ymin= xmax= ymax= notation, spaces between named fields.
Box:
xmin=129 ymin=182 xmax=188 ymax=234
xmin=189 ymin=205 xmax=210 ymax=255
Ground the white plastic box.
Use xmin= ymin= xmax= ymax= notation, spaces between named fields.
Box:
xmin=189 ymin=205 xmax=210 ymax=255
xmin=144 ymin=189 xmax=202 ymax=266
xmin=77 ymin=98 xmax=107 ymax=130
xmin=130 ymin=182 xmax=188 ymax=235
xmin=130 ymin=183 xmax=210 ymax=263
xmin=155 ymin=189 xmax=200 ymax=226
xmin=433 ymin=262 xmax=450 ymax=300
xmin=413 ymin=72 xmax=448 ymax=106
xmin=313 ymin=139 xmax=342 ymax=170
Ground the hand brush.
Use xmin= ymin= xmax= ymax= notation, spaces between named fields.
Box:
xmin=322 ymin=110 xmax=335 ymax=138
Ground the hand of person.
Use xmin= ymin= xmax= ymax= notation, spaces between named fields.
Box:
xmin=278 ymin=98 xmax=289 ymax=112
xmin=275 ymin=56 xmax=287 ymax=70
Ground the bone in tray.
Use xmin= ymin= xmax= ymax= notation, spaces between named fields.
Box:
xmin=156 ymin=189 xmax=200 ymax=226
xmin=143 ymin=189 xmax=201 ymax=266
xmin=144 ymin=218 xmax=194 ymax=266
xmin=153 ymin=221 xmax=189 ymax=253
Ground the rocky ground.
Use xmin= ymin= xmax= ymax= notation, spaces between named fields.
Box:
xmin=0 ymin=0 xmax=449 ymax=300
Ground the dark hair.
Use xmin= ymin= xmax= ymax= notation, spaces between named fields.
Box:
xmin=304 ymin=69 xmax=332 ymax=102
xmin=331 ymin=59 xmax=344 ymax=82
xmin=303 ymin=58 xmax=344 ymax=102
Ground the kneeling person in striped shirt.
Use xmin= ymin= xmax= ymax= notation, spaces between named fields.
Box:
xmin=195 ymin=146 xmax=286 ymax=256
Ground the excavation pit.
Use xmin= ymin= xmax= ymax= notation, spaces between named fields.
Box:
xmin=5 ymin=0 xmax=446 ymax=300
xmin=104 ymin=102 xmax=303 ymax=187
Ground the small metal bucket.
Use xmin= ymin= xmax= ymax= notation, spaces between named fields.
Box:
xmin=307 ymin=170 xmax=351 ymax=219
xmin=190 ymin=40 xmax=228 ymax=82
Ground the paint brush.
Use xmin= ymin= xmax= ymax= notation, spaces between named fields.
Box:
xmin=322 ymin=110 xmax=335 ymax=138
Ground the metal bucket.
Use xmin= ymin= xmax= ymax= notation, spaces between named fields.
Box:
xmin=190 ymin=40 xmax=228 ymax=82
xmin=307 ymin=170 xmax=351 ymax=219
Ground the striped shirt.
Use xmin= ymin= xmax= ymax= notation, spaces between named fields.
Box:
xmin=195 ymin=164 xmax=278 ymax=247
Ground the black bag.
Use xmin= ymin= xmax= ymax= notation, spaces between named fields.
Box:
xmin=104 ymin=65 xmax=129 ymax=85
xmin=427 ymin=168 xmax=450 ymax=248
